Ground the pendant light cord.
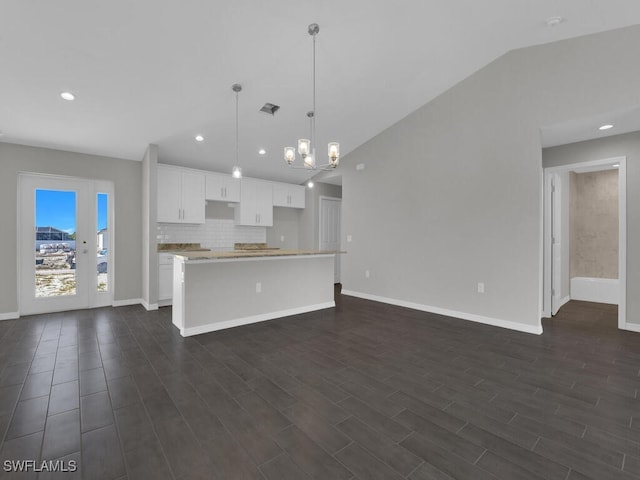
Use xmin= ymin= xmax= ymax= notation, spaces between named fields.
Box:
xmin=312 ymin=31 xmax=316 ymax=151
xmin=235 ymin=90 xmax=239 ymax=166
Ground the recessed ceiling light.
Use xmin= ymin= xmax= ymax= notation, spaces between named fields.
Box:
xmin=195 ymin=135 xmax=204 ymax=142
xmin=545 ymin=16 xmax=565 ymax=27
xmin=258 ymin=149 xmax=266 ymax=155
xmin=599 ymin=124 xmax=614 ymax=130
xmin=60 ymin=91 xmax=75 ymax=101
xmin=613 ymin=164 xmax=620 ymax=168
xmin=307 ymin=181 xmax=314 ymax=188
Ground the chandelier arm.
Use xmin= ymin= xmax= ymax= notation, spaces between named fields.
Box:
xmin=286 ymin=164 xmax=318 ymax=170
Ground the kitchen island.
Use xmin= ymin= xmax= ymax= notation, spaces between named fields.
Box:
xmin=172 ymin=250 xmax=336 ymax=337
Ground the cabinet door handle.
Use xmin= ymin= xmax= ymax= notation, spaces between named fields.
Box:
xmin=221 ymin=187 xmax=224 ymax=198
xmin=225 ymin=187 xmax=227 ymax=197
xmin=178 ymin=208 xmax=181 ymax=220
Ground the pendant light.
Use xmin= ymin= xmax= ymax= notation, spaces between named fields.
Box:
xmin=231 ymin=83 xmax=242 ymax=179
xmin=284 ymin=23 xmax=340 ymax=170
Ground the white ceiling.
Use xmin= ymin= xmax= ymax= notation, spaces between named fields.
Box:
xmin=2 ymin=1 xmax=640 ymax=184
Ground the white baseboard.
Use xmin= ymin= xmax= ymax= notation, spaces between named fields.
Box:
xmin=551 ymin=295 xmax=571 ymax=315
xmin=0 ymin=312 xmax=19 ymax=321
xmin=141 ymin=300 xmax=158 ymax=311
xmin=181 ymin=301 xmax=335 ymax=337
xmin=112 ymin=298 xmax=143 ymax=307
xmin=341 ymin=290 xmax=542 ymax=335
xmin=621 ymin=323 xmax=640 ymax=334
xmin=570 ymin=277 xmax=618 ymax=304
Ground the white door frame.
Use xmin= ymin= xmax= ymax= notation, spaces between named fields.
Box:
xmin=542 ymin=156 xmax=627 ymax=330
xmin=18 ymin=173 xmax=114 ymax=315
xmin=319 ymin=196 xmax=342 ymax=283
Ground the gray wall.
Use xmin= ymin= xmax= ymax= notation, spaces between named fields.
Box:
xmin=340 ymin=26 xmax=640 ymax=331
xmin=0 ymin=142 xmax=143 ymax=314
xmin=544 ymin=131 xmax=640 ymax=324
xmin=298 ymin=182 xmax=342 ymax=250
xmin=569 ymin=170 xmax=618 ymax=279
xmin=142 ymin=145 xmax=158 ymax=308
xmin=267 ymin=208 xmax=301 ymax=250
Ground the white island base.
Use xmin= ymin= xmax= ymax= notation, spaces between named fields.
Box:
xmin=172 ymin=253 xmax=336 ymax=337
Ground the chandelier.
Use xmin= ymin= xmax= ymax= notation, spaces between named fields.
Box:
xmin=284 ymin=23 xmax=340 ymax=170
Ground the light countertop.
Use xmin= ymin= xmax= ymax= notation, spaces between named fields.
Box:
xmin=175 ymin=249 xmax=344 ymax=262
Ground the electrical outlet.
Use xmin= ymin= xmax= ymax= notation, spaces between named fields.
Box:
xmin=280 ymin=235 xmax=285 ymax=242
xmin=256 ymin=282 xmax=262 ymax=293
xmin=347 ymin=235 xmax=352 ymax=242
xmin=365 ymin=270 xmax=370 ymax=278
xmin=356 ymin=163 xmax=365 ymax=171
xmin=477 ymin=282 xmax=485 ymax=294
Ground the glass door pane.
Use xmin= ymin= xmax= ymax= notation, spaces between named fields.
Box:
xmin=34 ymin=189 xmax=77 ymax=297
xmin=97 ymin=193 xmax=108 ymax=292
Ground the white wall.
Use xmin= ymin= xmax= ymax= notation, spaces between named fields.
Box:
xmin=0 ymin=142 xmax=143 ymax=314
xmin=340 ymin=26 xmax=640 ymax=333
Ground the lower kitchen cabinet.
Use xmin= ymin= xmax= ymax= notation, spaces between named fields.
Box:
xmin=158 ymin=253 xmax=173 ymax=305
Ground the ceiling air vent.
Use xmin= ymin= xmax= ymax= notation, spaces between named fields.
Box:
xmin=259 ymin=103 xmax=280 ymax=116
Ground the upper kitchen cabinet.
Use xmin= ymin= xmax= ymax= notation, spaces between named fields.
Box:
xmin=205 ymin=172 xmax=241 ymax=202
xmin=272 ymin=182 xmax=305 ymax=208
xmin=235 ymin=178 xmax=273 ymax=226
xmin=157 ymin=164 xmax=205 ymax=224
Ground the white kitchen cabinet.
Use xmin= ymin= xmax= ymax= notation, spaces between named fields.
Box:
xmin=205 ymin=172 xmax=241 ymax=202
xmin=157 ymin=165 xmax=205 ymax=224
xmin=235 ymin=178 xmax=273 ymax=226
xmin=273 ymin=182 xmax=305 ymax=208
xmin=158 ymin=253 xmax=174 ymax=305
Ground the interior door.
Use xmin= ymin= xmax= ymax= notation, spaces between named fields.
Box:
xmin=19 ymin=174 xmax=113 ymax=315
xmin=319 ymin=197 xmax=342 ymax=283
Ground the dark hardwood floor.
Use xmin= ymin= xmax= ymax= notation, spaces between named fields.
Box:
xmin=0 ymin=291 xmax=639 ymax=479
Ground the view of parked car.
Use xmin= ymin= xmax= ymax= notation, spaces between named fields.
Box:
xmin=97 ymin=249 xmax=108 ymax=273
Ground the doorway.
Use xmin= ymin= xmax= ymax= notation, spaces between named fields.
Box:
xmin=542 ymin=157 xmax=627 ymax=329
xmin=19 ymin=173 xmax=114 ymax=315
xmin=319 ymin=196 xmax=342 ymax=283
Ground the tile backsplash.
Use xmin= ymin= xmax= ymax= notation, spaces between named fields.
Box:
xmin=157 ymin=220 xmax=266 ymax=250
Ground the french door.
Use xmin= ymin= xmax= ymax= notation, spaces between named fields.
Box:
xmin=19 ymin=174 xmax=114 ymax=315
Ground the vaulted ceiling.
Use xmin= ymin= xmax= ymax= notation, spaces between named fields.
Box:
xmin=2 ymin=1 xmax=640 ymax=183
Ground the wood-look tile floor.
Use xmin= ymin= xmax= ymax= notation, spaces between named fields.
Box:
xmin=0 ymin=291 xmax=639 ymax=479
